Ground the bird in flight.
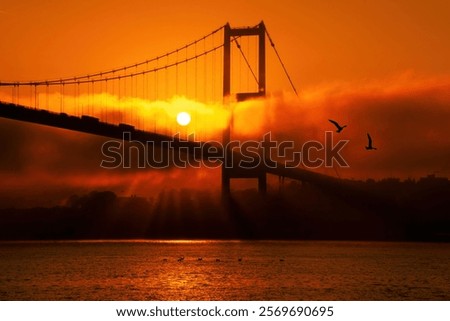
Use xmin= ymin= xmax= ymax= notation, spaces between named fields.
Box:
xmin=365 ymin=133 xmax=377 ymax=150
xmin=328 ymin=119 xmax=347 ymax=133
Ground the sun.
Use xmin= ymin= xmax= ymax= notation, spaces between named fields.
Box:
xmin=176 ymin=111 xmax=191 ymax=126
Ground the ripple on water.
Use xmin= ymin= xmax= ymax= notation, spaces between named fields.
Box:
xmin=0 ymin=240 xmax=450 ymax=300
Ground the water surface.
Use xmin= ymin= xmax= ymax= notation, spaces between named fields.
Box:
xmin=0 ymin=240 xmax=449 ymax=300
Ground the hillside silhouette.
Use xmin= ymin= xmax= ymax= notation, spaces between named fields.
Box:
xmin=0 ymin=175 xmax=449 ymax=241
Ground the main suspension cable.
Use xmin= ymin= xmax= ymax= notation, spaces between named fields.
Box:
xmin=0 ymin=25 xmax=226 ymax=86
xmin=265 ymin=28 xmax=298 ymax=96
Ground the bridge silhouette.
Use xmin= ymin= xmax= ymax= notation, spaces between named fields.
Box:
xmin=0 ymin=22 xmax=342 ymax=194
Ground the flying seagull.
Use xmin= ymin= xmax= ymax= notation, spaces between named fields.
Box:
xmin=328 ymin=119 xmax=347 ymax=133
xmin=365 ymin=133 xmax=377 ymax=150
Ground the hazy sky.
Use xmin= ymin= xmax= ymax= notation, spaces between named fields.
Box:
xmin=1 ymin=0 xmax=450 ymax=207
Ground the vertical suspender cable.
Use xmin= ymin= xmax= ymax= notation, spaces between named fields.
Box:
xmin=105 ymin=79 xmax=108 ymax=122
xmin=176 ymin=50 xmax=179 ymax=95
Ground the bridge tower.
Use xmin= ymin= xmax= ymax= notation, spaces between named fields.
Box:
xmin=222 ymin=21 xmax=267 ymax=194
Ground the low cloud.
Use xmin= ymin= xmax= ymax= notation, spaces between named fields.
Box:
xmin=232 ymin=75 xmax=450 ymax=179
xmin=1 ymin=75 xmax=449 ymax=206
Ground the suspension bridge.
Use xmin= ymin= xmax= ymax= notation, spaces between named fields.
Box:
xmin=0 ymin=22 xmax=341 ymax=194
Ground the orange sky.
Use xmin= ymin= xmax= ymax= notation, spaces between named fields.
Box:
xmin=1 ymin=0 xmax=450 ymax=86
xmin=1 ymin=0 xmax=450 ymax=206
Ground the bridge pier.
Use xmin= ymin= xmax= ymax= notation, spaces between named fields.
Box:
xmin=221 ymin=167 xmax=267 ymax=195
xmin=222 ymin=22 xmax=267 ymax=195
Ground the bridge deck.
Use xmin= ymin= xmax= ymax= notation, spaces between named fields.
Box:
xmin=0 ymin=102 xmax=342 ymax=188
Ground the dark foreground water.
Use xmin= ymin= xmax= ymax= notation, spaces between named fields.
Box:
xmin=0 ymin=240 xmax=449 ymax=300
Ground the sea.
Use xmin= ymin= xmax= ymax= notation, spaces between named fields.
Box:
xmin=0 ymin=240 xmax=449 ymax=300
